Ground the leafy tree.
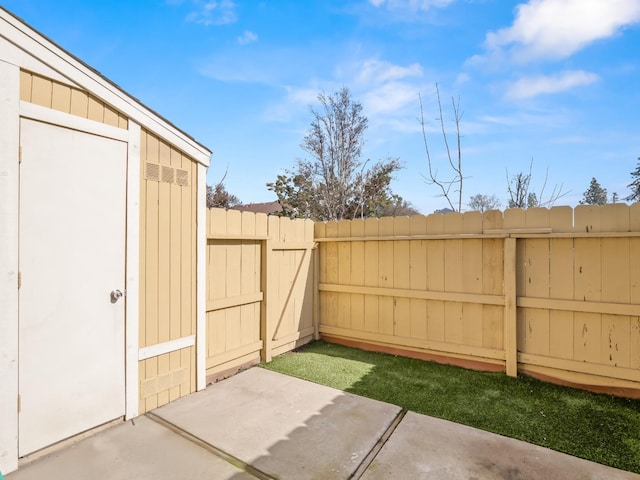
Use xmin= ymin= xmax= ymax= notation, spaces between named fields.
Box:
xmin=467 ymin=194 xmax=501 ymax=213
xmin=580 ymin=177 xmax=608 ymax=205
xmin=267 ymin=87 xmax=405 ymax=221
xmin=626 ymin=157 xmax=640 ymax=202
xmin=207 ymin=183 xmax=241 ymax=209
xmin=380 ymin=195 xmax=420 ymax=217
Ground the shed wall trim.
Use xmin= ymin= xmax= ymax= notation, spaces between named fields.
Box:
xmin=0 ymin=59 xmax=20 ymax=475
xmin=196 ymin=164 xmax=207 ymax=391
xmin=0 ymin=35 xmax=78 ymax=86
xmin=0 ymin=9 xmax=211 ymax=166
xmin=125 ymin=121 xmax=141 ymax=420
xmin=138 ymin=335 xmax=196 ymax=361
xmin=20 ymin=101 xmax=128 ymax=142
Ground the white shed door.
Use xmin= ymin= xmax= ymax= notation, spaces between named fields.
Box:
xmin=18 ymin=118 xmax=127 ymax=456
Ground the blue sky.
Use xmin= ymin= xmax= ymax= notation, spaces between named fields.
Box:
xmin=5 ymin=0 xmax=640 ymax=213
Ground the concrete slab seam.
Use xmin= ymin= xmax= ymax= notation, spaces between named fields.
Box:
xmin=144 ymin=412 xmax=274 ymax=480
xmin=349 ymin=408 xmax=408 ymax=480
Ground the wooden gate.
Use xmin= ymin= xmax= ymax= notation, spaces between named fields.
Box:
xmin=205 ymin=208 xmax=315 ymax=382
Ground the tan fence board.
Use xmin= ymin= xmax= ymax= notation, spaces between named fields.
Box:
xmin=393 ymin=217 xmax=411 ymax=338
xmin=337 ymin=220 xmax=352 ymax=330
xmin=363 ymin=218 xmax=380 ymax=333
xmin=409 ymin=217 xmax=428 ymax=340
xmin=549 ymin=206 xmax=573 ymax=233
xmin=350 ymin=219 xmax=366 ymax=332
xmin=378 ymin=217 xmax=395 ymax=336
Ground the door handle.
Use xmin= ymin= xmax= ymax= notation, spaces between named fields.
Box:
xmin=110 ymin=289 xmax=124 ymax=304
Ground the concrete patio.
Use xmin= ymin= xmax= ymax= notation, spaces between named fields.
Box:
xmin=7 ymin=367 xmax=640 ymax=480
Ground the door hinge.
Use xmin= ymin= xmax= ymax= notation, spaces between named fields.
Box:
xmin=18 ymin=395 xmax=21 ymax=413
xmin=18 ymin=271 xmax=22 ymax=289
xmin=19 ymin=146 xmax=22 ymax=163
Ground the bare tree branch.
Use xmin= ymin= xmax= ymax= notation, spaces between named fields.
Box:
xmin=507 ymin=159 xmax=570 ymax=209
xmin=420 ymin=84 xmax=464 ymax=212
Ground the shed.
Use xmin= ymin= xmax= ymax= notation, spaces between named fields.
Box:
xmin=0 ymin=7 xmax=211 ymax=474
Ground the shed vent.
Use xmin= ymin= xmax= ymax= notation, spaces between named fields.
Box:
xmin=162 ymin=166 xmax=175 ymax=184
xmin=145 ymin=162 xmax=189 ymax=186
xmin=176 ymin=169 xmax=189 ymax=186
xmin=145 ymin=163 xmax=160 ymax=182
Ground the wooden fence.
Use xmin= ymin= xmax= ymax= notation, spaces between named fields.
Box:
xmin=314 ymin=204 xmax=640 ymax=397
xmin=205 ymin=208 xmax=315 ymax=382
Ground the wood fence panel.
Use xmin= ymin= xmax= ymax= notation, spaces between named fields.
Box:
xmin=316 ymin=222 xmax=329 ymax=331
xmin=363 ymin=218 xmax=380 ymax=333
xmin=271 ymin=217 xmax=314 ymax=355
xmin=549 ymin=237 xmax=575 ymax=359
xmin=521 ymin=238 xmax=550 ymax=356
xmin=303 ymin=219 xmax=316 ymax=336
xmin=443 ymin=213 xmax=464 ymax=345
xmin=205 ymin=209 xmax=313 ymax=378
xmin=350 ymin=219 xmax=366 ymax=332
xmin=632 ymin=205 xmax=640 ymax=369
xmin=601 ymin=236 xmax=630 ymax=368
xmin=324 ymin=221 xmax=339 ymax=327
xmin=206 ymin=209 xmax=265 ymax=377
xmin=409 ymin=216 xmax=428 ymax=340
xmin=573 ymin=236 xmax=602 ymax=364
xmin=462 ymin=211 xmax=483 ymax=347
xmin=393 ymin=216 xmax=412 ymax=338
xmin=337 ymin=220 xmax=352 ymax=330
xmin=482 ymin=237 xmax=503 ymax=350
xmin=462 ymin=237 xmax=482 ymax=346
xmin=482 ymin=211 xmax=504 ymax=350
xmin=379 ymin=217 xmax=395 ymax=336
xmin=426 ymin=214 xmax=445 ymax=342
xmin=316 ymin=205 xmax=640 ymax=396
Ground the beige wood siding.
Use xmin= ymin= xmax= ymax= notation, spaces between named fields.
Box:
xmin=138 ymin=129 xmax=197 ymax=412
xmin=20 ymin=70 xmax=128 ymax=128
xmin=316 ymin=205 xmax=640 ymax=396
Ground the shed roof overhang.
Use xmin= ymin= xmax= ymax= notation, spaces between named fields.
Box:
xmin=0 ymin=7 xmax=212 ymax=167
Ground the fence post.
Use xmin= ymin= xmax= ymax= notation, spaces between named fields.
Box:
xmin=260 ymin=237 xmax=272 ymax=362
xmin=504 ymin=236 xmax=518 ymax=377
xmin=313 ymin=245 xmax=320 ymax=340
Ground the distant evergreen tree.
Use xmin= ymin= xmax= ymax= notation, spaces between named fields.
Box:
xmin=626 ymin=157 xmax=640 ymax=202
xmin=580 ymin=177 xmax=608 ymax=205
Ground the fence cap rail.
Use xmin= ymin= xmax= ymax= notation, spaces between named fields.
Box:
xmin=314 ymin=233 xmax=508 ymax=242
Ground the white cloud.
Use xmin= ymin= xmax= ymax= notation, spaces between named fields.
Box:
xmin=369 ymin=0 xmax=456 ymax=10
xmin=238 ymin=30 xmax=258 ymax=45
xmin=356 ymin=59 xmax=423 ymax=84
xmin=505 ymin=70 xmax=599 ymax=99
xmin=285 ymin=86 xmax=321 ymax=106
xmin=186 ymin=0 xmax=237 ymax=26
xmin=485 ymin=0 xmax=640 ymax=62
xmin=362 ymin=81 xmax=422 ymax=115
xmin=346 ymin=58 xmax=426 ymax=117
xmin=454 ymin=72 xmax=470 ymax=86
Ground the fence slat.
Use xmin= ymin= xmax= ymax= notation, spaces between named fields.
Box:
xmin=504 ymin=237 xmax=517 ymax=377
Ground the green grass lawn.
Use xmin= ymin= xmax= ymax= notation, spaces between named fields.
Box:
xmin=261 ymin=340 xmax=640 ymax=473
